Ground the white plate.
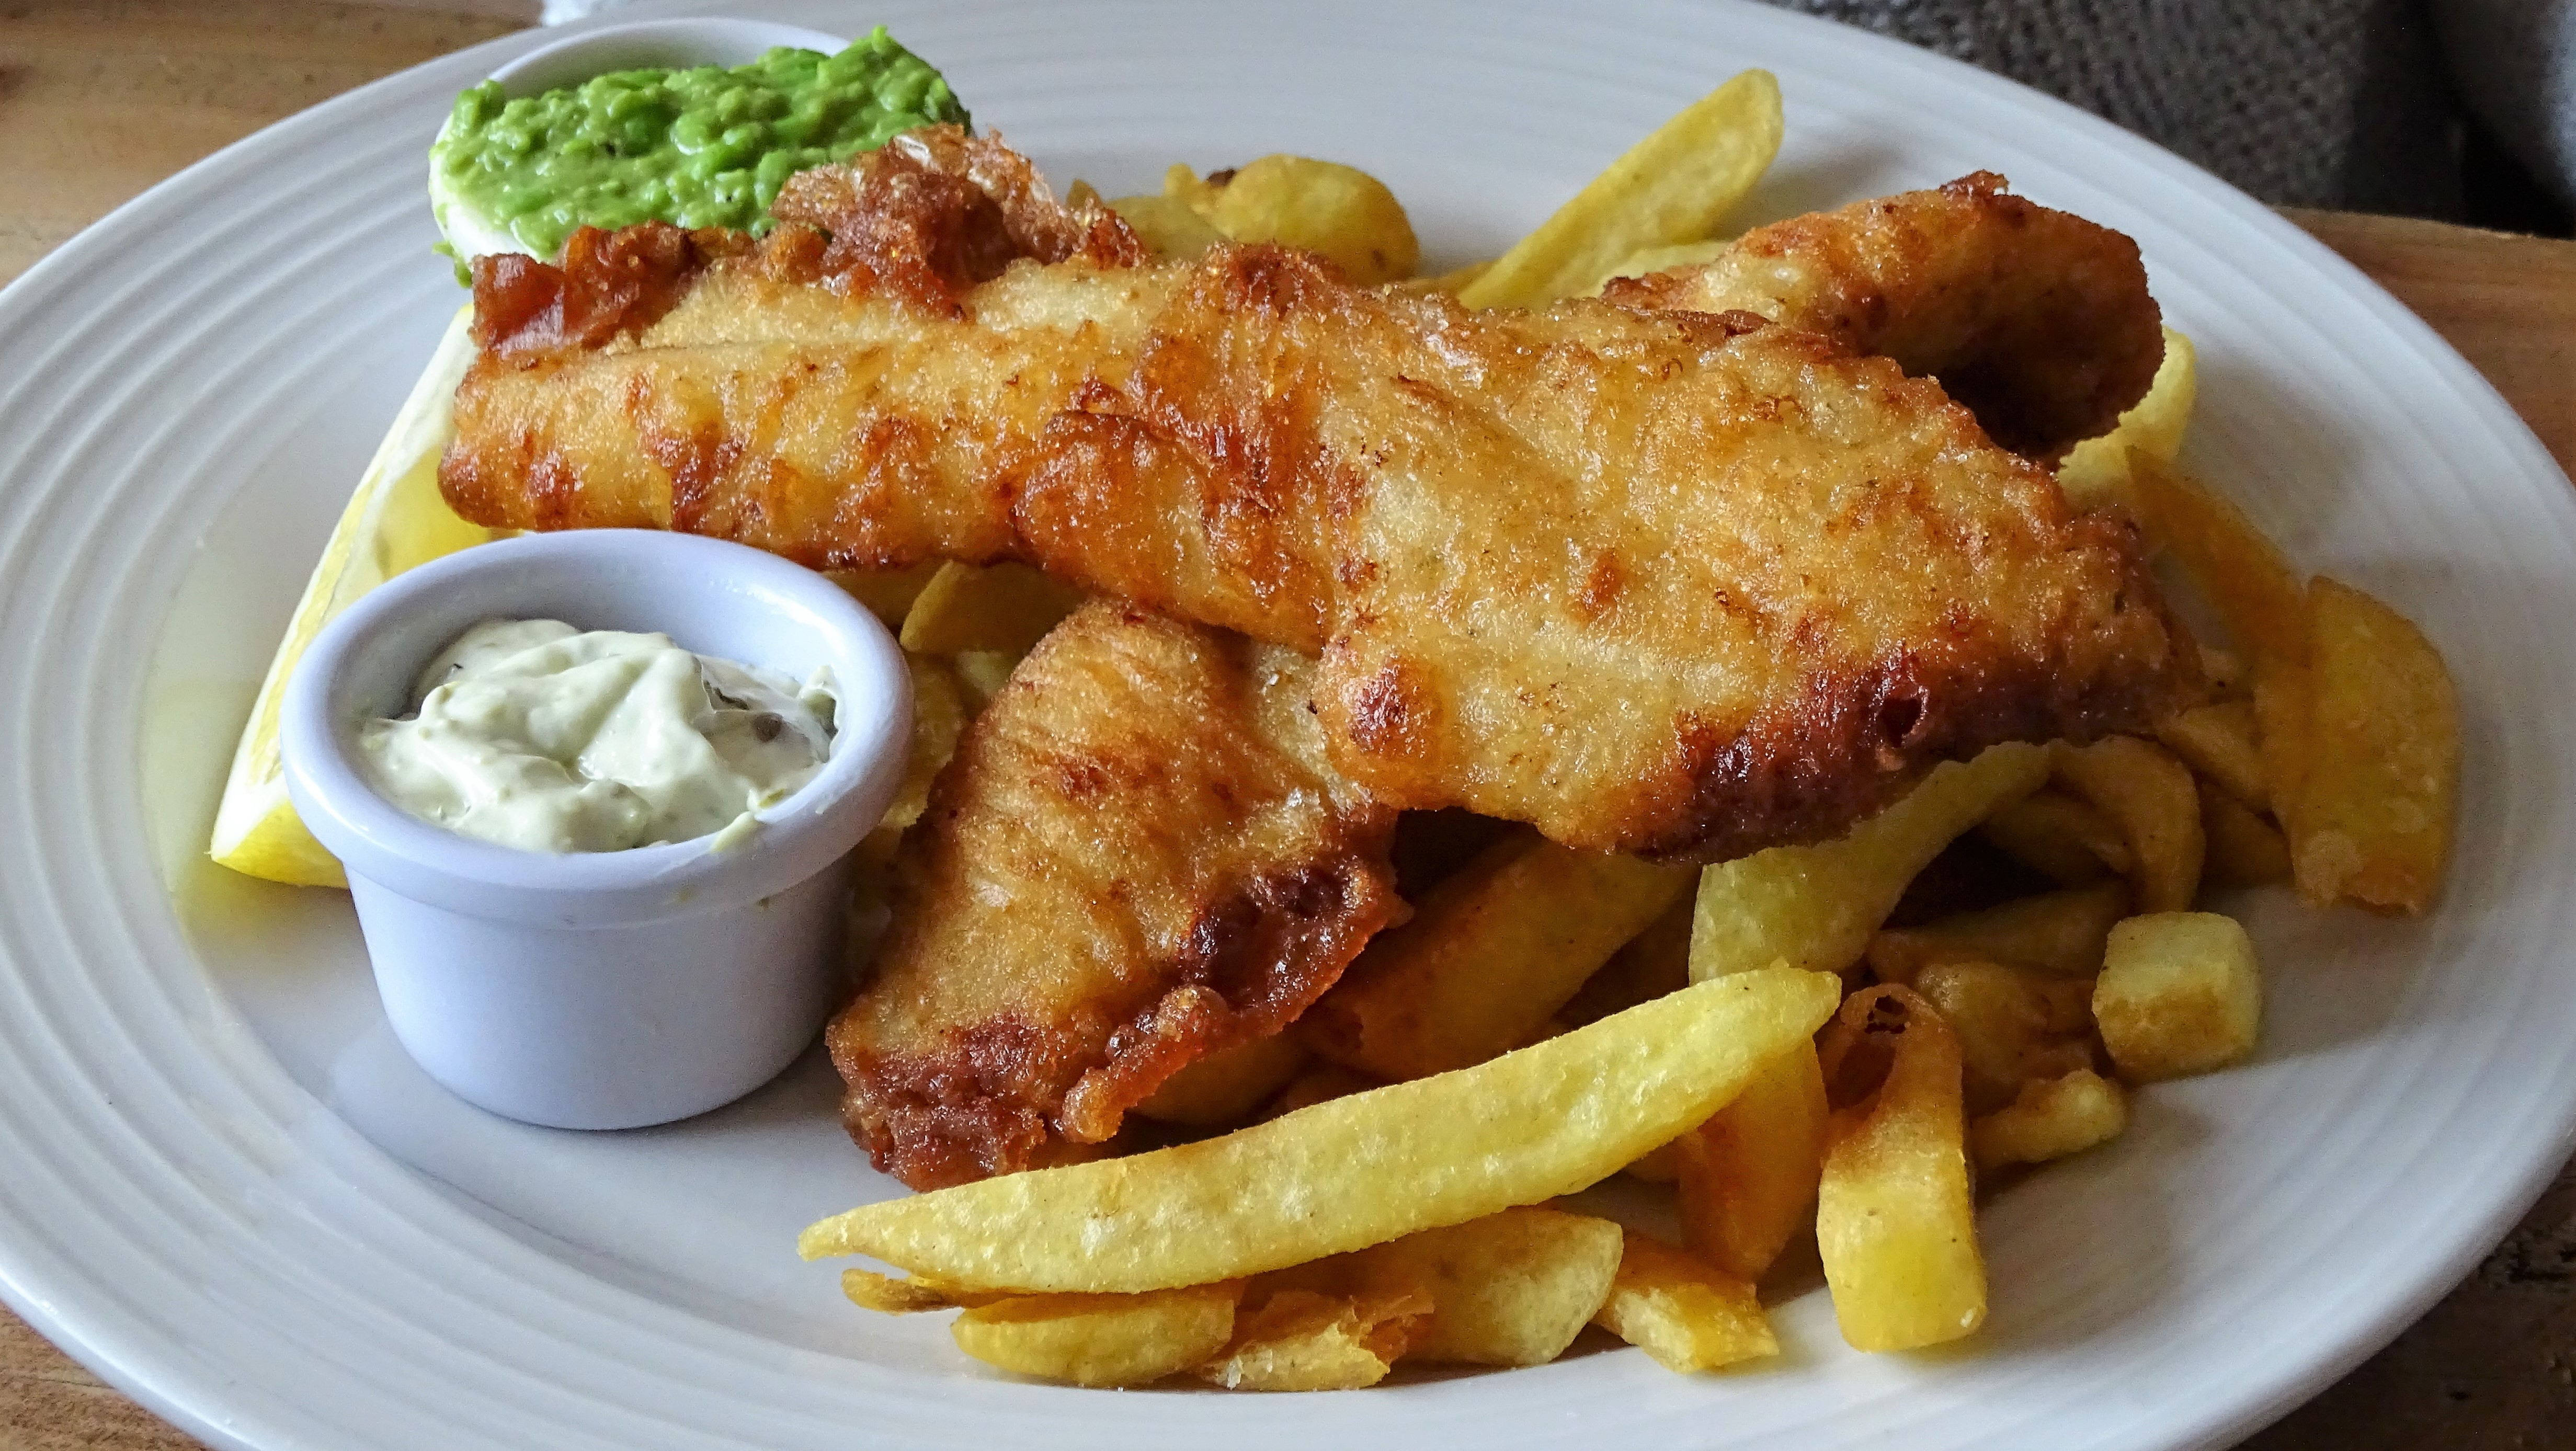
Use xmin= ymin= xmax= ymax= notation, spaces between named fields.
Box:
xmin=3 ymin=2 xmax=2570 ymax=1447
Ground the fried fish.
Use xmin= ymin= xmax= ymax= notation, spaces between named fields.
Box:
xmin=831 ymin=600 xmax=1398 ymax=1189
xmin=441 ymin=128 xmax=2196 ymax=862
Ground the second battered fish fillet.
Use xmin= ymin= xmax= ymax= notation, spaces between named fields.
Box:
xmin=442 ymin=129 xmax=2197 ymax=862
xmin=831 ymin=600 xmax=1399 ymax=1190
xmin=1604 ymin=170 xmax=2163 ymax=462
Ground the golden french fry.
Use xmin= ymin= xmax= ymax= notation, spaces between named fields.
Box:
xmin=1179 ymin=154 xmax=1420 ymax=283
xmin=2198 ymin=779 xmax=2291 ymax=887
xmin=1690 ymin=745 xmax=2049 ymax=982
xmin=826 ymin=562 xmax=944 ymax=629
xmin=948 ymin=648 xmax=1018 ymax=709
xmin=2156 ymin=700 xmax=2267 ymax=810
xmin=1910 ymin=960 xmax=2098 ymax=1115
xmin=1625 ymin=1139 xmax=1681 ymax=1183
xmin=2287 ymin=577 xmax=2459 ymax=914
xmin=1305 ymin=830 xmax=1693 ymax=1079
xmin=1968 ymin=1069 xmax=2128 ymax=1173
xmin=1977 ymin=789 xmax=2133 ymax=885
xmin=950 ymin=1284 xmax=1241 ymax=1387
xmin=1582 ymin=238 xmax=1730 ymax=297
xmin=1460 ymin=70 xmax=1783 ymax=310
xmin=1133 ymin=1033 xmax=1310 ymax=1127
xmin=2052 ymin=737 xmax=2204 ymax=913
xmin=1396 ymin=258 xmax=1494 ymax=297
xmin=801 ymin=969 xmax=1842 ymax=1290
xmin=2055 ymin=327 xmax=2197 ymax=510
xmin=1865 ymin=881 xmax=2130 ymax=984
xmin=881 ymin=654 xmax=968 ymax=835
xmin=1592 ymin=1230 xmax=1777 ymax=1373
xmin=1357 ymin=1208 xmax=1624 ymax=1366
xmin=1564 ymin=896 xmax=1693 ymax=1027
xmin=2252 ymin=660 xmax=2313 ymax=821
xmin=1196 ymin=1288 xmax=1430 ymax=1390
xmin=1673 ymin=1038 xmax=1828 ymax=1281
xmin=1107 ymin=191 xmax=1228 ymax=259
xmin=2093 ymin=912 xmax=2262 ymax=1081
xmin=840 ymin=1267 xmax=1009 ymax=1313
xmin=1816 ymin=986 xmax=1985 ymax=1352
xmin=2128 ymin=451 xmax=2309 ymax=666
xmin=897 ymin=561 xmax=1086 ymax=656
xmin=1164 ymin=161 xmax=1220 ymax=213
xmin=1258 ymin=1061 xmax=1381 ymax=1121
xmin=2200 ymin=643 xmax=2249 ymax=699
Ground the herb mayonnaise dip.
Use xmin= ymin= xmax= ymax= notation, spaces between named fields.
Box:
xmin=356 ymin=619 xmax=837 ymax=854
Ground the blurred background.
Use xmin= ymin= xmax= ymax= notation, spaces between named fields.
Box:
xmin=481 ymin=0 xmax=2576 ymax=233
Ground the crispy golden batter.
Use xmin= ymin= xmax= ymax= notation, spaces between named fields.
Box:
xmin=1606 ymin=172 xmax=2163 ymax=461
xmin=442 ymin=131 xmax=2196 ymax=861
xmin=830 ymin=601 xmax=1398 ymax=1190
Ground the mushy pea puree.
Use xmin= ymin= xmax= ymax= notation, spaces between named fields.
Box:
xmin=430 ymin=26 xmax=968 ymax=264
xmin=357 ymin=619 xmax=838 ymax=854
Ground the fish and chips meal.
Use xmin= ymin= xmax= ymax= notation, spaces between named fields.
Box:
xmin=213 ymin=26 xmax=2461 ymax=1389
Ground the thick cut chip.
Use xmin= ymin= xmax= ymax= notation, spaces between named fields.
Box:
xmin=1563 ymin=896 xmax=1693 ymax=1027
xmin=1592 ymin=1230 xmax=1777 ymax=1373
xmin=1108 ymin=191 xmax=1228 ymax=259
xmin=2199 ymin=780 xmax=2292 ymax=887
xmin=1969 ymin=1069 xmax=2127 ymax=1173
xmin=1259 ymin=1062 xmax=1381 ymax=1121
xmin=1195 ymin=1288 xmax=1431 ymax=1390
xmin=1978 ymin=789 xmax=2131 ymax=885
xmin=950 ymin=1284 xmax=1240 ymax=1387
xmin=1354 ymin=1208 xmax=1625 ymax=1367
xmin=1460 ymin=70 xmax=1782 ymax=309
xmin=1866 ymin=881 xmax=2130 ymax=984
xmin=1133 ymin=1033 xmax=1311 ymax=1127
xmin=2129 ymin=452 xmax=2309 ymax=666
xmin=1910 ymin=960 xmax=2099 ymax=1115
xmin=2156 ymin=700 xmax=2267 ymax=810
xmin=1674 ymin=1039 xmax=1829 ymax=1281
xmin=1690 ymin=745 xmax=2049 ymax=982
xmin=2052 ymin=737 xmax=2204 ymax=913
xmin=896 ymin=559 xmax=1087 ymax=656
xmin=2287 ymin=577 xmax=2459 ymax=914
xmin=1184 ymin=155 xmax=1421 ymax=284
xmin=828 ymin=561 xmax=944 ymax=626
xmin=2094 ymin=912 xmax=2262 ymax=1081
xmin=1303 ymin=830 xmax=1694 ymax=1079
xmin=841 ymin=1268 xmax=1008 ymax=1313
xmin=2252 ymin=660 xmax=2313 ymax=821
xmin=2056 ymin=327 xmax=2197 ymax=509
xmin=1816 ymin=986 xmax=1986 ymax=1352
xmin=1583 ymin=238 xmax=1731 ymax=298
xmin=801 ymin=968 xmax=1842 ymax=1292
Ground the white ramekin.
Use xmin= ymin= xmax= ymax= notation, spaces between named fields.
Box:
xmin=281 ymin=530 xmax=910 ymax=1130
xmin=487 ymin=18 xmax=850 ymax=100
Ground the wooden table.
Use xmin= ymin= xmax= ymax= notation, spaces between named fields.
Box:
xmin=3 ymin=3 xmax=2573 ymax=1447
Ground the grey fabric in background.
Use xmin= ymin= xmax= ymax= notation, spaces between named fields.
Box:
xmin=537 ymin=0 xmax=2576 ymax=219
xmin=2438 ymin=0 xmax=2576 ymax=206
xmin=1760 ymin=0 xmax=2465 ymax=215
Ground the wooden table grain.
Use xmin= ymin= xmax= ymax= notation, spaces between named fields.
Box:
xmin=2 ymin=4 xmax=2572 ymax=1447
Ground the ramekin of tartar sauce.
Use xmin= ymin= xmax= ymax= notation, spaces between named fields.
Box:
xmin=281 ymin=530 xmax=909 ymax=1130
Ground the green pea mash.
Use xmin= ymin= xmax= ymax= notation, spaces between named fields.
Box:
xmin=431 ymin=26 xmax=968 ymax=262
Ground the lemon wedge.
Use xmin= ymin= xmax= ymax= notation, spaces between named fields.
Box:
xmin=209 ymin=306 xmax=497 ymax=887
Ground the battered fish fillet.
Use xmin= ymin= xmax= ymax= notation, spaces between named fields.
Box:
xmin=831 ymin=600 xmax=1398 ymax=1190
xmin=1604 ymin=170 xmax=2163 ymax=462
xmin=442 ymin=128 xmax=2197 ymax=861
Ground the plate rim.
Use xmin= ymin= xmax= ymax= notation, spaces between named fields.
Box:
xmin=2 ymin=3 xmax=2571 ymax=1448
